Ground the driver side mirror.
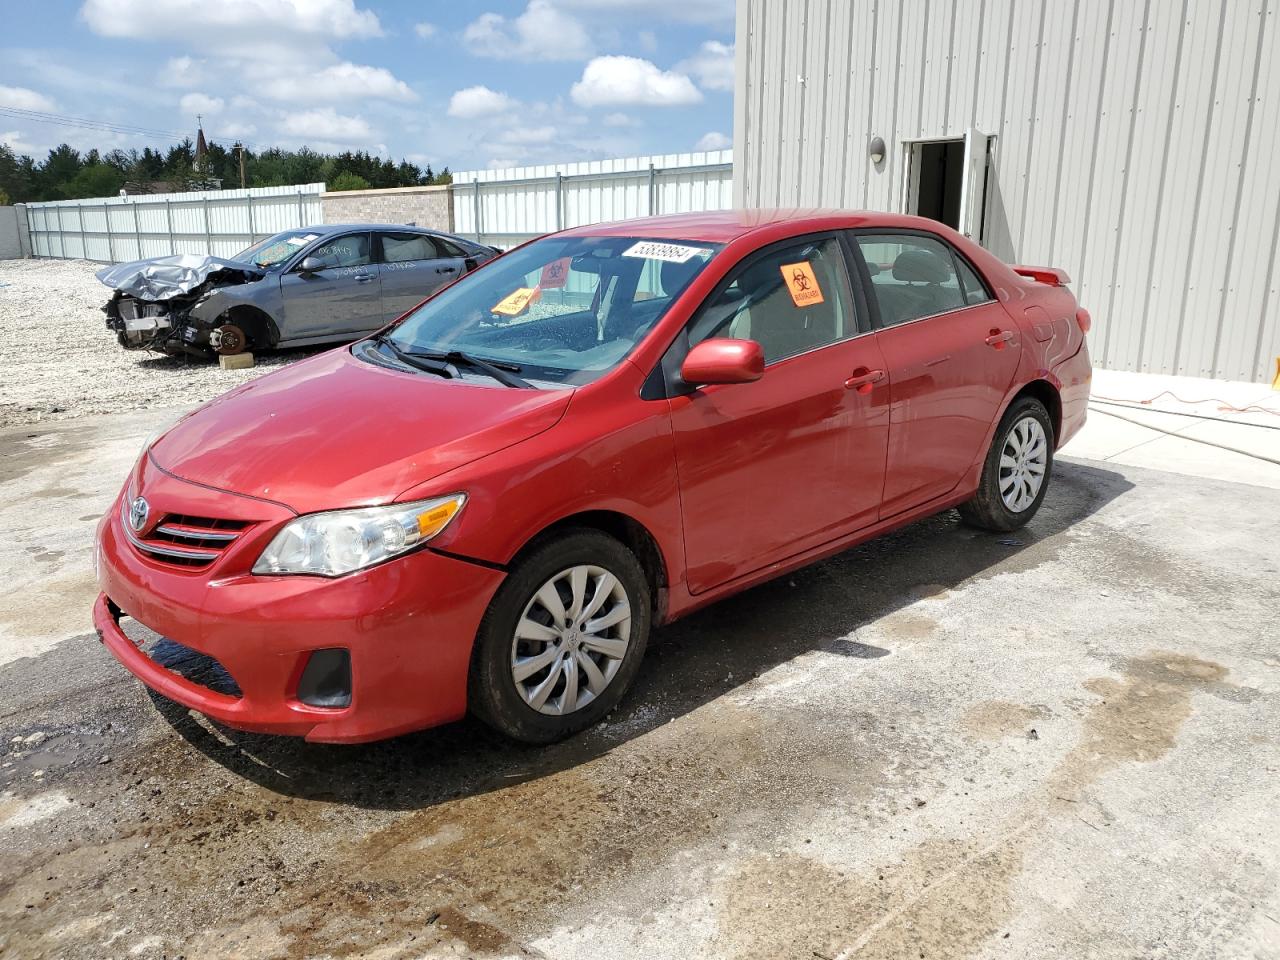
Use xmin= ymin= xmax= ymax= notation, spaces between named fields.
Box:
xmin=680 ymin=338 xmax=765 ymax=386
xmin=298 ymin=256 xmax=324 ymax=275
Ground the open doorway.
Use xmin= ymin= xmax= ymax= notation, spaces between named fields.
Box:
xmin=901 ymin=129 xmax=993 ymax=243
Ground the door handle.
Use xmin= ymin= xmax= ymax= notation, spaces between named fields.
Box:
xmin=985 ymin=329 xmax=1014 ymax=348
xmin=437 ymin=266 xmax=458 ymax=274
xmin=354 ymin=274 xmax=376 ymax=283
xmin=845 ymin=368 xmax=885 ymax=393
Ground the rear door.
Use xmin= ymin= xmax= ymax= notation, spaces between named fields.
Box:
xmin=376 ymin=231 xmax=465 ymax=321
xmin=278 ymin=231 xmax=381 ymax=340
xmin=852 ymin=230 xmax=1020 ymax=515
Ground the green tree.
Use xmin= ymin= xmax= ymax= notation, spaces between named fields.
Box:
xmin=66 ymin=163 xmax=125 ymax=199
xmin=0 ymin=187 xmax=10 ymax=206
xmin=329 ymin=171 xmax=371 ymax=191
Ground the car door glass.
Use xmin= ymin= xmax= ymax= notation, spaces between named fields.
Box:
xmin=856 ymin=234 xmax=966 ymax=326
xmin=306 ymin=234 xmax=371 ymax=270
xmin=380 ymin=232 xmax=434 ymax=264
xmin=954 ymin=255 xmax=994 ymax=304
xmin=433 ymin=236 xmax=467 ymax=258
xmin=687 ymin=236 xmax=854 ymax=364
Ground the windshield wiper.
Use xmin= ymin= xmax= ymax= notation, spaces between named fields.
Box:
xmin=408 ymin=349 xmax=535 ymax=389
xmin=370 ymin=334 xmax=455 ymax=379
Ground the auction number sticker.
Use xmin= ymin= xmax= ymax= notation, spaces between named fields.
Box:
xmin=780 ymin=261 xmax=825 ymax=307
xmin=622 ymin=241 xmax=708 ymax=263
xmin=492 ymin=287 xmax=541 ymax=317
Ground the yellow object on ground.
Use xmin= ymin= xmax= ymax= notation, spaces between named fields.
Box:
xmin=220 ymin=352 xmax=255 ymax=370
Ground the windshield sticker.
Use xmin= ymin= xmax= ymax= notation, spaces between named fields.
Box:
xmin=622 ymin=241 xmax=708 ymax=263
xmin=540 ymin=257 xmax=572 ymax=289
xmin=492 ymin=287 xmax=541 ymax=317
xmin=285 ymin=237 xmax=309 ymax=246
xmin=780 ymin=261 xmax=825 ymax=308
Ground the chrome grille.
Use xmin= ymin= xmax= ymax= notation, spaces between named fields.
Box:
xmin=122 ymin=503 xmax=251 ymax=569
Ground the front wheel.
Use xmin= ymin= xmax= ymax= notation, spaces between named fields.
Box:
xmin=468 ymin=529 xmax=651 ymax=743
xmin=959 ymin=396 xmax=1055 ymax=531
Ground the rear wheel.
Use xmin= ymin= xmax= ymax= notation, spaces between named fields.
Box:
xmin=959 ymin=396 xmax=1054 ymax=531
xmin=468 ymin=529 xmax=651 ymax=743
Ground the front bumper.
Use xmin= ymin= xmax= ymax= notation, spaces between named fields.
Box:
xmin=94 ymin=459 xmax=505 ymax=743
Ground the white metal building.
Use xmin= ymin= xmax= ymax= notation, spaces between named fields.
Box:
xmin=732 ymin=0 xmax=1280 ymax=383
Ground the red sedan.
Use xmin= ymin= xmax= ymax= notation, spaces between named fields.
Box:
xmin=94 ymin=210 xmax=1091 ymax=744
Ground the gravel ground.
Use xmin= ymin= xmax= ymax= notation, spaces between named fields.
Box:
xmin=0 ymin=258 xmax=314 ymax=427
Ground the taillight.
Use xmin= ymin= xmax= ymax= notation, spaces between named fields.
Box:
xmin=1075 ymin=307 xmax=1092 ymax=334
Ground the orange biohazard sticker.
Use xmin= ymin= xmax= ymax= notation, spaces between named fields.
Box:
xmin=491 ymin=287 xmax=541 ymax=317
xmin=780 ymin=261 xmax=825 ymax=308
xmin=540 ymin=257 xmax=571 ymax=289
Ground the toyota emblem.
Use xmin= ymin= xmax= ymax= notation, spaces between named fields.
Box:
xmin=129 ymin=496 xmax=150 ymax=532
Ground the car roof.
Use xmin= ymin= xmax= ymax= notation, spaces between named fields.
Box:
xmin=557 ymin=209 xmax=940 ymax=245
xmin=297 ymin=223 xmax=463 ymax=237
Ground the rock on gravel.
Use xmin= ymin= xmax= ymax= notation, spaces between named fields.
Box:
xmin=0 ymin=258 xmax=316 ymax=427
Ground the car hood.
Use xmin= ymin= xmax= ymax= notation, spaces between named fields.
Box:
xmin=98 ymin=255 xmax=264 ymax=301
xmin=149 ymin=348 xmax=573 ymax=514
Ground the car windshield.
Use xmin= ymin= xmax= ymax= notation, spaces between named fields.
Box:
xmin=380 ymin=235 xmax=721 ymax=386
xmin=235 ymin=230 xmax=324 ymax=270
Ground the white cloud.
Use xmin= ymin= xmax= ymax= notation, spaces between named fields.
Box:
xmin=159 ymin=56 xmax=206 ymax=88
xmin=248 ymin=62 xmax=416 ymax=103
xmin=448 ymin=86 xmax=518 ymax=119
xmin=0 ymin=130 xmax=40 ymax=155
xmin=602 ymin=112 xmax=637 ymax=127
xmin=217 ymin=121 xmax=258 ymax=138
xmin=695 ymin=131 xmax=731 ymax=151
xmin=81 ymin=0 xmax=383 ymax=42
xmin=570 ymin=56 xmax=702 ymax=108
xmin=557 ymin=0 xmax=733 ymax=24
xmin=463 ymin=1 xmax=592 ymax=61
xmin=178 ymin=92 xmax=224 ymax=116
xmin=497 ymin=125 xmax=557 ymax=145
xmin=414 ymin=21 xmax=437 ymax=38
xmin=279 ymin=108 xmax=373 ymax=142
xmin=679 ymin=40 xmax=735 ymax=92
xmin=0 ymin=85 xmax=57 ymax=112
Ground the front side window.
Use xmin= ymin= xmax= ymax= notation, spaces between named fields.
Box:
xmin=686 ymin=235 xmax=856 ymax=364
xmin=381 ymin=235 xmax=721 ymax=386
xmin=304 ymin=233 xmax=372 ymax=270
xmin=856 ymin=233 xmax=967 ymax=327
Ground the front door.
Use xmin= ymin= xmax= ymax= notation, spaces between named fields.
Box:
xmin=376 ymin=231 xmax=466 ymax=321
xmin=852 ymin=230 xmax=1021 ymax=514
xmin=666 ymin=234 xmax=890 ymax=594
xmin=279 ymin=231 xmax=382 ymax=340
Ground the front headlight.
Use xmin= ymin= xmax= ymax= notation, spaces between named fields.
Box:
xmin=252 ymin=493 xmax=467 ymax=577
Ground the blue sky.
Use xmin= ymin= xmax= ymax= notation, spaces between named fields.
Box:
xmin=0 ymin=0 xmax=736 ymax=173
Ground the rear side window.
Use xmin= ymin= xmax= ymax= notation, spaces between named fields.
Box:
xmin=380 ymin=232 xmax=436 ymax=263
xmin=856 ymin=234 xmax=966 ymax=327
xmin=687 ymin=236 xmax=856 ymax=364
xmin=435 ymin=236 xmax=467 ymax=257
xmin=955 ymin=255 xmax=993 ymax=304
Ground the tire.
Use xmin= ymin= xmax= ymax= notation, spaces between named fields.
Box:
xmin=468 ymin=529 xmax=652 ymax=743
xmin=958 ymin=395 xmax=1055 ymax=532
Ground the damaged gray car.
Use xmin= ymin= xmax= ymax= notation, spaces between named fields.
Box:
xmin=100 ymin=224 xmax=500 ymax=357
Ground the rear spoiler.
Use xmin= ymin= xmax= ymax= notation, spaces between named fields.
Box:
xmin=1013 ymin=265 xmax=1071 ymax=286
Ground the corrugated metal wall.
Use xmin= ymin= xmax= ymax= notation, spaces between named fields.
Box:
xmin=734 ymin=0 xmax=1280 ymax=383
xmin=24 ymin=183 xmax=326 ymax=264
xmin=453 ymin=151 xmax=734 ymax=249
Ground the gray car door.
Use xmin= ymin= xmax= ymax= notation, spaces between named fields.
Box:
xmin=278 ymin=231 xmax=382 ymax=341
xmin=376 ymin=231 xmax=465 ymax=321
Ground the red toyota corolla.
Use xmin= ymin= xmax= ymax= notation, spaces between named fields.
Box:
xmin=94 ymin=210 xmax=1091 ymax=744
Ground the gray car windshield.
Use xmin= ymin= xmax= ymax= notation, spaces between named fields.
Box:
xmin=380 ymin=235 xmax=720 ymax=386
xmin=235 ymin=230 xmax=324 ymax=270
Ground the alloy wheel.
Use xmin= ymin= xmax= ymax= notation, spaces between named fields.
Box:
xmin=999 ymin=415 xmax=1048 ymax=513
xmin=510 ymin=564 xmax=632 ymax=716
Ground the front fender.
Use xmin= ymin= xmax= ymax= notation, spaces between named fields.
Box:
xmin=188 ymin=278 xmax=284 ymax=329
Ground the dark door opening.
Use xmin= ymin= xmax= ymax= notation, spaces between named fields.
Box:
xmin=915 ymin=140 xmax=965 ymax=229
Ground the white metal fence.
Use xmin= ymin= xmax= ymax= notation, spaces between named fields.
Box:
xmin=452 ymin=150 xmax=733 ymax=249
xmin=24 ymin=184 xmax=325 ymax=263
